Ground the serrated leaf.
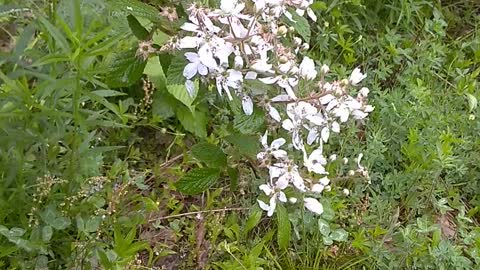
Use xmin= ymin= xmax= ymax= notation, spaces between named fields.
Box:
xmin=175 ymin=168 xmax=221 ymax=195
xmin=144 ymin=57 xmax=167 ymax=90
xmin=109 ymin=0 xmax=162 ymax=22
xmin=244 ymin=207 xmax=262 ymax=236
xmin=152 ymin=90 xmax=177 ymax=119
xmin=330 ymin=228 xmax=349 ymax=242
xmin=176 ymin=106 xmax=207 ymax=138
xmin=233 ymin=110 xmax=265 ymax=134
xmin=167 ymin=83 xmax=197 ymax=111
xmin=127 ymin=14 xmax=149 ymax=40
xmin=466 ymin=93 xmax=477 ymax=112
xmin=191 ymin=143 xmax=227 ymax=168
xmin=166 ymin=54 xmax=188 ymax=85
xmin=276 ymin=204 xmax=291 ymax=249
xmin=284 ymin=9 xmax=311 ymax=43
xmin=50 ymin=217 xmax=71 ymax=230
xmin=225 ymin=134 xmax=259 ymax=158
xmin=318 ymin=219 xmax=330 ymax=236
xmin=106 ymin=49 xmax=146 ymax=87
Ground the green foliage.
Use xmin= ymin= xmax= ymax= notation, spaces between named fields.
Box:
xmin=1 ymin=0 xmax=480 ymax=269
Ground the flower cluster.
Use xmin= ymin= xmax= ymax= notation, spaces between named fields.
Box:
xmin=175 ymin=0 xmax=373 ymax=216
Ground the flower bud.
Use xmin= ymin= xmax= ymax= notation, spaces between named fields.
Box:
xmin=277 ymin=25 xmax=288 ymax=36
xmin=342 ymin=188 xmax=350 ymax=196
xmin=348 ymin=170 xmax=355 ymax=176
xmin=301 ymin=43 xmax=310 ymax=51
xmin=279 ymin=56 xmax=289 ymax=64
xmin=289 ymin=26 xmax=295 ymax=32
xmin=469 ymin=114 xmax=475 ymax=120
xmin=321 ymin=64 xmax=330 ymax=74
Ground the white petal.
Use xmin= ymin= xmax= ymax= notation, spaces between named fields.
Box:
xmin=282 ymin=119 xmax=294 ymax=131
xmin=269 ymin=166 xmax=285 ymax=179
xmin=197 ymin=63 xmax=208 ymax=76
xmin=307 ymin=128 xmax=318 ymax=145
xmin=199 ymin=44 xmax=218 ymax=69
xmin=307 ymin=8 xmax=317 ymax=22
xmin=268 ymin=196 xmax=276 ymax=216
xmin=319 ymin=94 xmax=335 ymax=105
xmin=181 ymin=22 xmax=199 ymax=32
xmin=259 ymin=184 xmax=274 ymax=196
xmin=258 ymin=199 xmax=270 ymax=212
xmin=234 ymin=55 xmax=244 ymax=69
xmin=278 ymin=191 xmax=287 ymax=203
xmin=359 ymin=87 xmax=370 ymax=97
xmin=321 ymin=127 xmax=330 ymax=143
xmin=276 ymin=177 xmax=289 ymax=190
xmin=283 ymin=84 xmax=297 ymax=100
xmin=271 ymin=94 xmax=291 ymax=102
xmin=259 ymin=76 xmax=278 ymax=85
xmin=364 ymin=105 xmax=375 ymax=112
xmin=268 ymin=104 xmax=281 ymax=122
xmin=311 ymin=183 xmax=324 ymax=193
xmin=304 ymin=197 xmax=323 ymax=215
xmin=319 ymin=176 xmax=330 ymax=186
xmin=331 ymin=121 xmax=340 ymax=133
xmin=245 ymin=71 xmax=257 ymax=80
xmin=261 ymin=130 xmax=268 ymax=148
xmin=178 ymin=36 xmax=201 ymax=49
xmin=242 ymin=96 xmax=254 ymax=115
xmin=185 ymin=80 xmax=196 ymax=97
xmin=183 ymin=63 xmax=198 ymax=79
xmin=272 ymin=149 xmax=287 ymax=159
xmin=270 ymin=138 xmax=286 ymax=149
xmin=184 ymin=52 xmax=199 ymax=62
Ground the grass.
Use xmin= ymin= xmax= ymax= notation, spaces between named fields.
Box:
xmin=0 ymin=0 xmax=479 ymax=269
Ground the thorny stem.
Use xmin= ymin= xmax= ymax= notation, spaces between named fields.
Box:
xmin=148 ymin=207 xmax=249 ymax=222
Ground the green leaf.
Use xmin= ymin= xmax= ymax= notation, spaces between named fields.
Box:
xmin=330 ymin=228 xmax=349 ymax=242
xmin=176 ymin=106 xmax=207 ymax=138
xmin=42 ymin=226 xmax=53 ymax=242
xmin=225 ymin=134 xmax=259 ymax=158
xmin=50 ymin=217 xmax=71 ymax=230
xmin=166 ymin=53 xmax=188 ymax=85
xmin=466 ymin=93 xmax=477 ymax=112
xmin=152 ymin=90 xmax=177 ymax=119
xmin=323 ymin=235 xmax=333 ymax=246
xmin=175 ymin=168 xmax=221 ymax=195
xmin=284 ymin=9 xmax=311 ymax=43
xmin=37 ymin=15 xmax=70 ymax=53
xmin=244 ymin=207 xmax=262 ymax=236
xmin=191 ymin=142 xmax=227 ymax=168
xmin=106 ymin=49 xmax=146 ymax=87
xmin=167 ymin=83 xmax=197 ymax=111
xmin=311 ymin=1 xmax=327 ymax=10
xmin=144 ymin=56 xmax=167 ymax=91
xmin=318 ymin=219 xmax=330 ymax=236
xmin=276 ymin=204 xmax=291 ymax=249
xmin=109 ymin=0 xmax=162 ymax=22
xmin=233 ymin=110 xmax=265 ymax=134
xmin=127 ymin=15 xmax=149 ymax=40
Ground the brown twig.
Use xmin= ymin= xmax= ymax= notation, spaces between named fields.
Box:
xmin=270 ymin=90 xmax=333 ymax=103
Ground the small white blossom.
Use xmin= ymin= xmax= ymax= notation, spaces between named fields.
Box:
xmin=242 ymin=95 xmax=254 ymax=115
xmin=343 ymin=188 xmax=350 ymax=196
xmin=299 ymin=56 xmax=317 ymax=80
xmin=349 ymin=67 xmax=367 ymax=86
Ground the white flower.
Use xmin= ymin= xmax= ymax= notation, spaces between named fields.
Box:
xmin=320 ymin=64 xmax=330 ymax=74
xmin=215 ymin=69 xmax=243 ymax=100
xmin=183 ymin=52 xmax=208 ymax=79
xmin=343 ymin=188 xmax=350 ymax=196
xmin=257 ymin=131 xmax=288 ymax=160
xmin=219 ymin=0 xmax=245 ymax=15
xmin=359 ymin=87 xmax=369 ymax=97
xmin=304 ymin=197 xmax=323 ymax=215
xmin=319 ymin=176 xmax=330 ymax=186
xmin=257 ymin=177 xmax=288 ymax=216
xmin=303 ymin=147 xmax=328 ymax=174
xmin=242 ymin=96 xmax=254 ymax=115
xmin=349 ymin=67 xmax=367 ymax=86
xmin=311 ymin=183 xmax=324 ymax=193
xmin=299 ymin=56 xmax=317 ymax=80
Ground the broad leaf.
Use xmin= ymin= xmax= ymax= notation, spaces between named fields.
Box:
xmin=176 ymin=106 xmax=207 ymax=138
xmin=110 ymin=0 xmax=162 ymax=22
xmin=166 ymin=53 xmax=188 ymax=85
xmin=106 ymin=49 xmax=146 ymax=87
xmin=244 ymin=206 xmax=262 ymax=236
xmin=284 ymin=9 xmax=311 ymax=43
xmin=175 ymin=168 xmax=221 ymax=195
xmin=225 ymin=133 xmax=259 ymax=158
xmin=167 ymin=83 xmax=197 ymax=111
xmin=127 ymin=14 xmax=149 ymax=40
xmin=330 ymin=228 xmax=349 ymax=242
xmin=318 ymin=219 xmax=330 ymax=236
xmin=191 ymin=142 xmax=227 ymax=168
xmin=276 ymin=204 xmax=291 ymax=249
xmin=233 ymin=110 xmax=265 ymax=134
